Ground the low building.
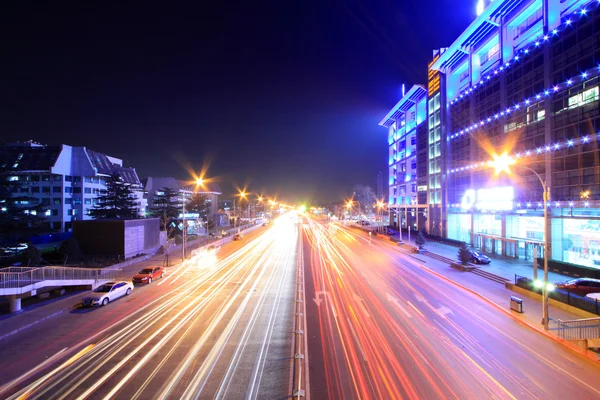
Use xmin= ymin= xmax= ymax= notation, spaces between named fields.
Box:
xmin=0 ymin=141 xmax=146 ymax=232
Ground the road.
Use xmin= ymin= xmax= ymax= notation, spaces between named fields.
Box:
xmin=303 ymin=219 xmax=600 ymax=400
xmin=0 ymin=216 xmax=299 ymax=400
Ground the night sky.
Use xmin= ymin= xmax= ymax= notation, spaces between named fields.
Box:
xmin=1 ymin=1 xmax=474 ymax=203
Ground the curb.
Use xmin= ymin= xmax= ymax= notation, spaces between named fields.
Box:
xmin=414 ymin=263 xmax=600 ymax=365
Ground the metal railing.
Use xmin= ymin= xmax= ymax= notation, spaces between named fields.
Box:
xmin=292 ymin=225 xmax=308 ymax=399
xmin=557 ymin=318 xmax=600 ymax=340
xmin=514 ymin=274 xmax=600 ymax=316
xmin=0 ymin=266 xmax=123 ymax=289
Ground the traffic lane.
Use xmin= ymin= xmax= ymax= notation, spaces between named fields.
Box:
xmin=0 ymin=226 xmax=268 ymax=384
xmin=303 ymin=223 xmax=491 ymax=399
xmin=1 ymin=220 xmax=294 ymax=394
xmin=63 ymin=225 xmax=295 ymax=400
xmin=336 ymin=227 xmax=600 ymax=399
xmin=0 ymin=227 xmax=271 ymax=394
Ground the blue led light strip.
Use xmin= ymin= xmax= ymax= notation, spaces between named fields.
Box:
xmin=449 ymin=1 xmax=599 ymax=107
xmin=448 ymin=66 xmax=600 ymax=142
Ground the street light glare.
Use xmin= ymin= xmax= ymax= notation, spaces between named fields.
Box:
xmin=488 ymin=152 xmax=515 ymax=175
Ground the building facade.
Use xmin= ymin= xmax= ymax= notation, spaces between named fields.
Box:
xmin=379 ymin=85 xmax=428 ymax=232
xmin=382 ymin=0 xmax=600 ymax=269
xmin=0 ymin=141 xmax=146 ymax=232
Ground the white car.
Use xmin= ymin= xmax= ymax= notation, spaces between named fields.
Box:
xmin=82 ymin=281 xmax=133 ymax=307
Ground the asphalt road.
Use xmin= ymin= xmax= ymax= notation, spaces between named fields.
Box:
xmin=303 ymin=219 xmax=600 ymax=400
xmin=0 ymin=216 xmax=298 ymax=400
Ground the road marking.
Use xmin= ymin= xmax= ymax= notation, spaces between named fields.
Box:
xmin=0 ymin=310 xmax=65 ymax=342
xmin=386 ymin=293 xmax=413 ymax=318
xmin=347 ymin=317 xmax=368 ymax=362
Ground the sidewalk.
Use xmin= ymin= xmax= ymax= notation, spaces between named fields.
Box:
xmin=395 ymin=233 xmax=572 ymax=284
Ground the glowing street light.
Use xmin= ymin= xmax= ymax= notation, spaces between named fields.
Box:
xmin=489 ymin=154 xmax=551 ymax=330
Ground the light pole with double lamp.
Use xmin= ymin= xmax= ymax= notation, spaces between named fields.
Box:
xmin=489 ymin=153 xmax=552 ymax=330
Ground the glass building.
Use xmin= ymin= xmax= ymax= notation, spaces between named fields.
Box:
xmin=381 ymin=0 xmax=600 ymax=269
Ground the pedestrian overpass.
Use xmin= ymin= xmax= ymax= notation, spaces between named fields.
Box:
xmin=0 ymin=266 xmax=123 ymax=313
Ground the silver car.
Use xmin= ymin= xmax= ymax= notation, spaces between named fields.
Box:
xmin=82 ymin=281 xmax=133 ymax=307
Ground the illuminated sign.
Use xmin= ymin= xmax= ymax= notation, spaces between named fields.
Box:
xmin=428 ymin=55 xmax=440 ymax=96
xmin=461 ymin=186 xmax=514 ymax=211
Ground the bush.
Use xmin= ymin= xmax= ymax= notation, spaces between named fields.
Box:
xmin=458 ymin=242 xmax=471 ymax=265
xmin=22 ymin=242 xmax=42 ymax=266
xmin=415 ymin=231 xmax=426 ymax=249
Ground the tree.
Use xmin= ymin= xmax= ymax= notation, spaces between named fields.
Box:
xmin=187 ymin=193 xmax=212 ymax=232
xmin=150 ymin=187 xmax=180 ymax=231
xmin=22 ymin=241 xmax=42 ymax=266
xmin=458 ymin=242 xmax=471 ymax=265
xmin=352 ymin=184 xmax=376 ymax=215
xmin=0 ymin=174 xmax=48 ymax=238
xmin=415 ymin=231 xmax=426 ymax=249
xmin=89 ymin=173 xmax=139 ymax=220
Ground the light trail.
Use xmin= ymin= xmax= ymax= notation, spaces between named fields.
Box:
xmin=4 ymin=214 xmax=300 ymax=400
xmin=304 ymin=219 xmax=600 ymax=399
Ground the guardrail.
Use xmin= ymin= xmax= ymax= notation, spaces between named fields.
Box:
xmin=292 ymin=225 xmax=308 ymax=399
xmin=0 ymin=266 xmax=123 ymax=289
xmin=557 ymin=318 xmax=600 ymax=340
xmin=515 ymin=274 xmax=600 ymax=315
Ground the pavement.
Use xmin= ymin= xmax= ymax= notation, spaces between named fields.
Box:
xmin=394 ymin=232 xmax=571 ymax=284
xmin=0 ymin=219 xmax=296 ymax=399
xmin=302 ymin=220 xmax=600 ymax=399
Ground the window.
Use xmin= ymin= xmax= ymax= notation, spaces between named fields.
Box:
xmin=42 ymin=175 xmax=51 ymax=181
xmin=31 ymin=186 xmax=40 ymax=193
xmin=73 ymin=198 xmax=82 ymax=205
xmin=410 ymin=136 xmax=416 ymax=146
xmin=65 ymin=198 xmax=72 ymax=205
xmin=73 ymin=187 xmax=81 ymax=194
xmin=459 ymin=70 xmax=469 ymax=83
xmin=65 ymin=176 xmax=72 ymax=182
xmin=480 ymin=43 xmax=500 ymax=66
xmin=73 ymin=176 xmax=81 ymax=183
xmin=411 ymin=184 xmax=416 ymax=193
xmin=42 ymin=187 xmax=50 ymax=193
xmin=85 ymin=198 xmax=92 ymax=205
xmin=84 ymin=188 xmax=91 ymax=194
xmin=84 ymin=177 xmax=92 ymax=183
xmin=567 ymin=86 xmax=599 ymax=109
xmin=53 ymin=186 xmax=61 ymax=193
xmin=53 ymin=198 xmax=61 ymax=205
xmin=65 ymin=187 xmax=73 ymax=194
xmin=52 ymin=209 xmax=59 ymax=216
xmin=513 ymin=8 xmax=543 ymax=40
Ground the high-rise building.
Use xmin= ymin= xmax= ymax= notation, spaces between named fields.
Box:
xmin=379 ymin=85 xmax=428 ymax=231
xmin=381 ymin=0 xmax=600 ymax=269
xmin=0 ymin=141 xmax=146 ymax=232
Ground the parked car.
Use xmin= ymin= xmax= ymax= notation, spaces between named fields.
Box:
xmin=586 ymin=293 xmax=600 ymax=301
xmin=132 ymin=266 xmax=165 ymax=284
xmin=469 ymin=250 xmax=491 ymax=264
xmin=233 ymin=234 xmax=244 ymax=241
xmin=82 ymin=281 xmax=133 ymax=307
xmin=386 ymin=228 xmax=397 ymax=235
xmin=555 ymin=278 xmax=600 ymax=296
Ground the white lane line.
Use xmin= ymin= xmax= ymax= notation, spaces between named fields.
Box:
xmin=347 ymin=317 xmax=368 ymax=363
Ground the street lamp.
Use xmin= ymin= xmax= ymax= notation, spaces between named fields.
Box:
xmin=489 ymin=153 xmax=551 ymax=330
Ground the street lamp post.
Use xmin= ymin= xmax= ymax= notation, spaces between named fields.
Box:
xmin=490 ymin=155 xmax=551 ymax=330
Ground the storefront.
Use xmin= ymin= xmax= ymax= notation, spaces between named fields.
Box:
xmin=448 ymin=209 xmax=600 ymax=268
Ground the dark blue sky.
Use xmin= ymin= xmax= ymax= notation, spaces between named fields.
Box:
xmin=1 ymin=0 xmax=475 ymax=202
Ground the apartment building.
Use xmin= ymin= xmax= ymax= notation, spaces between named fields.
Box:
xmin=0 ymin=141 xmax=146 ymax=232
